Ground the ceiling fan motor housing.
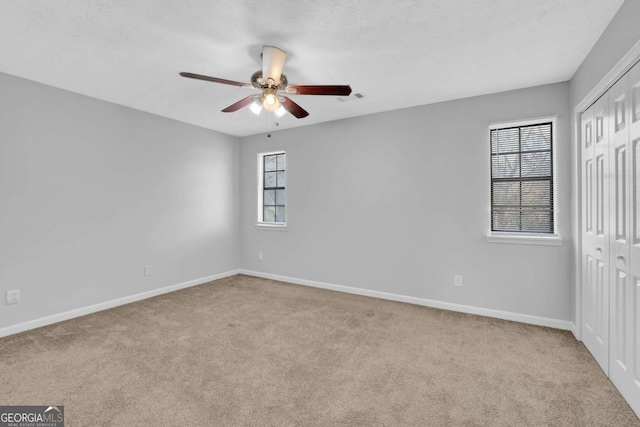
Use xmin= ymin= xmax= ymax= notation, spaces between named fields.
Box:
xmin=251 ymin=71 xmax=288 ymax=90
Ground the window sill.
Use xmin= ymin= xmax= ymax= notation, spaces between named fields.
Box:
xmin=255 ymin=223 xmax=287 ymax=231
xmin=486 ymin=233 xmax=563 ymax=246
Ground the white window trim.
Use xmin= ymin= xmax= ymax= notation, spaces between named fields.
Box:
xmin=486 ymin=232 xmax=563 ymax=246
xmin=255 ymin=222 xmax=288 ymax=231
xmin=486 ymin=115 xmax=561 ymax=246
xmin=256 ymin=150 xmax=287 ymax=230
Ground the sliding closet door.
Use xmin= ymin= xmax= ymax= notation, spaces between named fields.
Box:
xmin=581 ymin=96 xmax=610 ymax=373
xmin=609 ymin=61 xmax=640 ymax=417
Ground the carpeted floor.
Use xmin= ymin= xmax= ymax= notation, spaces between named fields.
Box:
xmin=0 ymin=274 xmax=638 ymax=426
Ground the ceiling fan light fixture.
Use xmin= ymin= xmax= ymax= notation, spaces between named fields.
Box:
xmin=262 ymin=89 xmax=280 ymax=112
xmin=249 ymin=98 xmax=263 ymax=115
xmin=275 ymin=105 xmax=287 ymax=118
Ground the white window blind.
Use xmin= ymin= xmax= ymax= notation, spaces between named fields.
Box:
xmin=490 ymin=122 xmax=554 ymax=234
xmin=261 ymin=152 xmax=286 ymax=223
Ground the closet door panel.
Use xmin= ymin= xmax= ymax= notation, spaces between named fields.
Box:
xmin=609 ymin=62 xmax=640 ymax=418
xmin=609 ymin=74 xmax=630 ymax=380
xmin=581 ymin=97 xmax=610 ymax=373
xmin=593 ymin=96 xmax=610 ymax=369
xmin=618 ymin=60 xmax=640 ymax=417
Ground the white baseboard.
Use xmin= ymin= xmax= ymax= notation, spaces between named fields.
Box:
xmin=570 ymin=323 xmax=581 ymax=341
xmin=0 ymin=269 xmax=240 ymax=338
xmin=2 ymin=268 xmax=573 ymax=339
xmin=238 ymin=269 xmax=573 ymax=331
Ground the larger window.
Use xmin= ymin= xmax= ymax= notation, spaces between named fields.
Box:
xmin=258 ymin=151 xmax=286 ymax=225
xmin=490 ymin=120 xmax=554 ymax=234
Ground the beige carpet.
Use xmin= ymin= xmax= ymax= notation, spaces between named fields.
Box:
xmin=0 ymin=274 xmax=638 ymax=426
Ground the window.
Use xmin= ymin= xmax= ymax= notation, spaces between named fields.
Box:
xmin=489 ymin=119 xmax=556 ymax=237
xmin=258 ymin=151 xmax=286 ymax=226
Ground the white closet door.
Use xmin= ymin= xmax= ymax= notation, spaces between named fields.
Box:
xmin=581 ymin=96 xmax=610 ymax=373
xmin=609 ymin=60 xmax=640 ymax=417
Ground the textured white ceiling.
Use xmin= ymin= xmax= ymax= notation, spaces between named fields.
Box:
xmin=0 ymin=0 xmax=625 ymax=136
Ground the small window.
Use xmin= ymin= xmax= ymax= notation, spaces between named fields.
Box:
xmin=490 ymin=120 xmax=555 ymax=235
xmin=258 ymin=151 xmax=286 ymax=226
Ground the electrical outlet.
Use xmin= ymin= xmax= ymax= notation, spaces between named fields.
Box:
xmin=258 ymin=252 xmax=264 ymax=261
xmin=6 ymin=289 xmax=20 ymax=305
xmin=144 ymin=265 xmax=152 ymax=277
xmin=454 ymin=275 xmax=463 ymax=287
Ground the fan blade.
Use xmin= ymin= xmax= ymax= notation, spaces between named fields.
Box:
xmin=179 ymin=72 xmax=252 ymax=88
xmin=262 ymin=46 xmax=287 ymax=84
xmin=281 ymin=96 xmax=309 ymax=119
xmin=221 ymin=96 xmax=256 ymax=113
xmin=286 ymin=85 xmax=352 ymax=96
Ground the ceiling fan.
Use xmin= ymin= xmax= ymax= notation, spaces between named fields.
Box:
xmin=179 ymin=45 xmax=352 ymax=119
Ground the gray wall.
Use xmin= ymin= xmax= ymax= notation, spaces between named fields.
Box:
xmin=0 ymin=72 xmax=239 ymax=329
xmin=571 ymin=0 xmax=640 ymax=108
xmin=240 ymin=82 xmax=572 ymax=321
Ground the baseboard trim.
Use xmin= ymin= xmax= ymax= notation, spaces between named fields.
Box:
xmin=239 ymin=269 xmax=573 ymax=331
xmin=570 ymin=323 xmax=581 ymax=341
xmin=0 ymin=269 xmax=241 ymax=338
